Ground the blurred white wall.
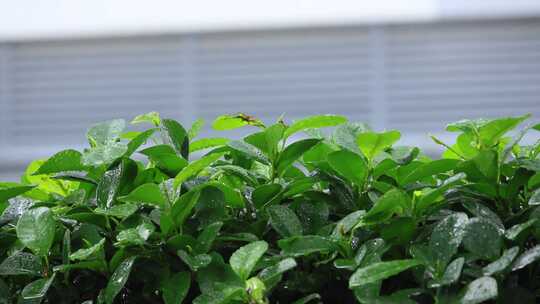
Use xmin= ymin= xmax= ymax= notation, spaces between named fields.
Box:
xmin=439 ymin=0 xmax=540 ymax=18
xmin=0 ymin=0 xmax=436 ymax=41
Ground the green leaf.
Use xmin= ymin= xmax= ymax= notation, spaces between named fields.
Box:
xmin=472 ymin=150 xmax=498 ymax=181
xmin=162 ymin=272 xmax=191 ymax=304
xmin=284 ymin=115 xmax=347 ymax=138
xmin=416 ymin=173 xmax=467 ymax=215
xmin=173 ymin=152 xmax=225 ymax=188
xmin=349 ymin=259 xmax=421 ymax=287
xmin=227 ymin=140 xmax=270 ymax=164
xmin=327 ymin=150 xmax=368 ymax=186
xmin=483 ymin=246 xmax=519 ymax=276
xmin=245 ymin=277 xmax=266 ymax=303
xmin=332 ymin=210 xmax=365 ymax=237
xmin=161 ymin=119 xmax=190 ymax=159
xmin=212 ymin=113 xmax=264 ymax=130
xmin=478 ymin=114 xmax=529 ymax=147
xmin=276 ymin=138 xmax=321 ymax=174
xmin=258 ymin=258 xmax=297 ymax=283
xmin=188 ymin=118 xmax=205 ymax=140
xmin=21 ymin=274 xmax=56 ymax=301
xmin=0 ymin=185 xmax=35 ymax=203
xmin=131 ymin=111 xmax=161 ymax=126
xmin=195 ymin=221 xmax=223 ymax=254
xmin=125 ymin=128 xmax=156 ymax=157
xmin=446 ymin=118 xmax=489 ymax=133
xmin=171 ymin=189 xmax=201 ymax=229
xmin=117 ymin=183 xmax=167 ymax=208
xmin=391 ymin=146 xmax=420 ymax=165
xmin=429 ymin=257 xmax=464 ymax=288
xmin=62 ymin=230 xmax=71 ymax=266
xmin=140 ymin=145 xmax=188 ymax=174
xmin=267 ymin=205 xmax=303 ymax=237
xmin=400 ymin=159 xmax=459 ymax=185
xmin=217 ymin=165 xmax=260 ymax=187
xmin=87 ymin=119 xmax=126 ymax=146
xmin=332 ymin=122 xmax=371 ymax=153
xmin=70 ymin=238 xmax=105 ymax=261
xmin=357 ymin=130 xmax=401 ymax=161
xmin=252 ymin=183 xmax=283 ymax=209
xmin=16 ymin=207 xmax=56 ymax=256
xmin=230 ymin=240 xmax=268 ymax=280
xmin=33 ymin=149 xmax=87 ymax=175
xmin=116 ymin=222 xmax=155 ymax=246
xmin=190 ymin=138 xmax=230 ymax=153
xmin=96 ymin=160 xmax=136 ymax=209
xmin=94 ymin=204 xmax=139 ymax=219
xmin=529 ymin=189 xmax=540 ymax=205
xmin=363 ymin=189 xmax=410 ymax=223
xmin=104 ymin=256 xmax=136 ymax=304
xmin=511 ymin=244 xmax=540 ymax=271
xmin=0 ymin=252 xmax=42 ymax=276
xmin=82 ymin=142 xmax=128 ymax=167
xmin=177 ymin=250 xmax=212 ymax=272
xmin=429 ymin=213 xmax=468 ymax=274
xmin=460 ymin=276 xmax=498 ymax=304
xmin=505 ymin=219 xmax=537 ymax=240
xmin=292 ymin=294 xmax=322 ymax=304
xmin=264 ymin=123 xmax=286 ymax=157
xmin=463 ymin=218 xmax=502 ymax=260
xmin=278 ymin=235 xmax=336 ymax=257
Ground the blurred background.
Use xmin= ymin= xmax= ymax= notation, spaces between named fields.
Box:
xmin=1 ymin=0 xmax=540 ymax=181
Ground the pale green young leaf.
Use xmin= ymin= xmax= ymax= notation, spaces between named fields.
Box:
xmin=131 ymin=111 xmax=161 ymax=126
xmin=284 ymin=115 xmax=347 ymax=138
xmin=477 ymin=114 xmax=529 ymax=147
xmin=357 ymin=130 xmax=401 ymax=161
xmin=87 ymin=119 xmax=126 ymax=147
xmin=188 ymin=118 xmax=205 ymax=140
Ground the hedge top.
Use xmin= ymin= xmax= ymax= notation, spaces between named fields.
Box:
xmin=1 ymin=112 xmax=540 ymax=304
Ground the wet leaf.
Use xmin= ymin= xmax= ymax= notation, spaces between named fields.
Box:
xmin=511 ymin=245 xmax=540 ymax=271
xmin=284 ymin=115 xmax=347 ymax=138
xmin=104 ymin=256 xmax=136 ymax=304
xmin=16 ymin=207 xmax=56 ymax=256
xmin=349 ymin=259 xmax=421 ymax=287
xmin=327 ymin=150 xmax=368 ymax=186
xmin=117 ymin=183 xmax=167 ymax=208
xmin=357 ymin=130 xmax=401 ymax=161
xmin=278 ymin=235 xmax=336 ymax=257
xmin=463 ymin=218 xmax=502 ymax=260
xmin=483 ymin=247 xmax=519 ymax=276
xmin=230 ymin=240 xmax=268 ymax=280
xmin=267 ymin=205 xmax=303 ymax=237
xmin=0 ymin=252 xmax=42 ymax=276
xmin=461 ymin=276 xmax=498 ymax=304
xmin=162 ymin=272 xmax=190 ymax=304
xmin=429 ymin=213 xmax=468 ymax=274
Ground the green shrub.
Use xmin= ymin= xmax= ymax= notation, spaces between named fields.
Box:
xmin=1 ymin=112 xmax=540 ymax=303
